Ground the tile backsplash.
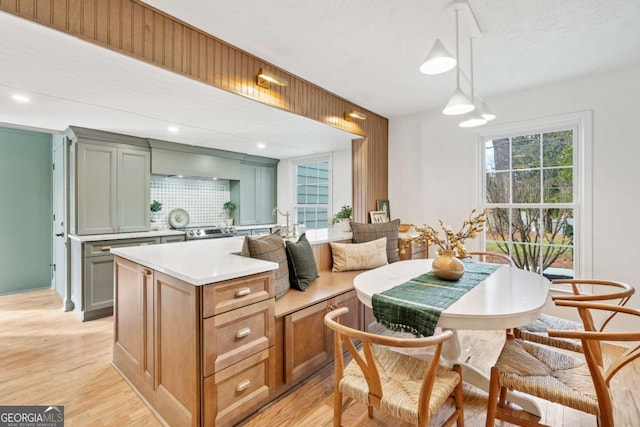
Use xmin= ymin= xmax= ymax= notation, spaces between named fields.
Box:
xmin=150 ymin=175 xmax=230 ymax=227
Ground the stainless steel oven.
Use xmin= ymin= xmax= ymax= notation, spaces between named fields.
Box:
xmin=173 ymin=225 xmax=237 ymax=241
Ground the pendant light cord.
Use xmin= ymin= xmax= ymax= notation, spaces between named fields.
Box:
xmin=470 ymin=38 xmax=474 ymax=102
xmin=455 ymin=8 xmax=460 ymax=87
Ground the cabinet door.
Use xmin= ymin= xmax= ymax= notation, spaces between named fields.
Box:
xmin=84 ymin=254 xmax=115 ymax=312
xmin=113 ymin=257 xmax=154 ymax=390
xmin=333 ymin=290 xmax=361 ymax=332
xmin=153 ymin=271 xmax=200 ymax=427
xmin=256 ymin=165 xmax=276 ymax=224
xmin=118 ymin=147 xmax=150 ymax=233
xmin=76 ymin=143 xmax=117 ymax=234
xmin=284 ymin=301 xmax=331 ymax=384
xmin=240 ymin=164 xmax=258 ymax=225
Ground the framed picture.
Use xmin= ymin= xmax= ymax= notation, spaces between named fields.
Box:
xmin=369 ymin=210 xmax=389 ymax=224
xmin=376 ymin=199 xmax=390 ymax=220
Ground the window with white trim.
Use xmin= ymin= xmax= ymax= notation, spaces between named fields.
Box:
xmin=294 ymin=158 xmax=330 ymax=230
xmin=479 ymin=112 xmax=592 ymax=280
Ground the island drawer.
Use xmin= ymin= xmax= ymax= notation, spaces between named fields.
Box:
xmin=202 ymin=299 xmax=274 ymax=376
xmin=203 ymin=348 xmax=274 ymax=427
xmin=202 ymin=272 xmax=274 ymax=317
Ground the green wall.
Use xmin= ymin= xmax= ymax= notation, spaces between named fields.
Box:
xmin=0 ymin=127 xmax=52 ymax=294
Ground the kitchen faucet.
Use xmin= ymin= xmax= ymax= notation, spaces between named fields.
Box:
xmin=272 ymin=207 xmax=291 ymax=238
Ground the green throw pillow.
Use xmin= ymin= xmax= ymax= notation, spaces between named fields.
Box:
xmin=285 ymin=233 xmax=319 ymax=291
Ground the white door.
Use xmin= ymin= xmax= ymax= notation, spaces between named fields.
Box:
xmin=52 ymin=137 xmax=70 ymax=309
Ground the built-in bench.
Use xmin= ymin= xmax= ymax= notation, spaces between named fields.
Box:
xmin=272 ymin=238 xmax=372 ymax=397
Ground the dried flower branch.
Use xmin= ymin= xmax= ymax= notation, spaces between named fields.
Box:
xmin=401 ymin=209 xmax=490 ymax=257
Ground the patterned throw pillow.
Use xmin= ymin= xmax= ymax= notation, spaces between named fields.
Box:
xmin=330 ymin=238 xmax=388 ymax=272
xmin=242 ymin=231 xmax=290 ymax=299
xmin=350 ymin=218 xmax=401 ymax=263
xmin=285 ymin=233 xmax=319 ymax=291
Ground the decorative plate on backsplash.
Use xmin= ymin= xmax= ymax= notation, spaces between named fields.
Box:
xmin=168 ymin=208 xmax=190 ymax=228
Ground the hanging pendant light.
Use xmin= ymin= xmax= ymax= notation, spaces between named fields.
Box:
xmin=419 ymin=39 xmax=456 ymax=75
xmin=478 ymin=100 xmax=496 ymax=121
xmin=443 ymin=8 xmax=475 ymax=116
xmin=459 ymin=38 xmax=487 ymax=128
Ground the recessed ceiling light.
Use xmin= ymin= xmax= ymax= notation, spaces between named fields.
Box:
xmin=168 ymin=125 xmax=179 ymax=133
xmin=257 ymin=143 xmax=266 ymax=149
xmin=11 ymin=94 xmax=30 ymax=103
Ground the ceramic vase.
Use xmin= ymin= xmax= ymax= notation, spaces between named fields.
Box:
xmin=431 ymin=249 xmax=465 ymax=281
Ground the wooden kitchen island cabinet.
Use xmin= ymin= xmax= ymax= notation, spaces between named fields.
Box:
xmin=112 ymin=255 xmax=277 ymax=427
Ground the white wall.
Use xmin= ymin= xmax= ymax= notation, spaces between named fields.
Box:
xmin=389 ymin=65 xmax=640 ymax=328
xmin=276 ymin=148 xmax=352 ymax=226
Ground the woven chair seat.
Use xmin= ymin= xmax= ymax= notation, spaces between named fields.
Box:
xmin=494 ymin=336 xmax=600 ymax=416
xmin=515 ymin=313 xmax=584 ymax=353
xmin=340 ymin=345 xmax=461 ymax=425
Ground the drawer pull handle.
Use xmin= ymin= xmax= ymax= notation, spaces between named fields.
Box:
xmin=235 ymin=288 xmax=251 ymax=298
xmin=236 ymin=380 xmax=251 ymax=392
xmin=142 ymin=269 xmax=152 ymax=277
xmin=100 ymin=246 xmax=111 ymax=251
xmin=235 ymin=328 xmax=251 ymax=339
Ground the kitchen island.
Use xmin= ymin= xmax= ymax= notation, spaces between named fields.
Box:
xmin=111 ymin=237 xmax=278 ymax=427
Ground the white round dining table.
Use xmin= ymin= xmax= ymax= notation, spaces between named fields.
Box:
xmin=354 ymin=258 xmax=551 ymax=416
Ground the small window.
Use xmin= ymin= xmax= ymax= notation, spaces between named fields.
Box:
xmin=294 ymin=159 xmax=330 ymax=230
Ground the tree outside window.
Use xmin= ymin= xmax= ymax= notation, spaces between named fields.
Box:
xmin=484 ymin=130 xmax=575 ymax=278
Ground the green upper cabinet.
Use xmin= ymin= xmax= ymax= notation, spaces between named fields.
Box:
xmin=117 ymin=147 xmax=151 ymax=232
xmin=68 ymin=127 xmax=150 ymax=235
xmin=75 ymin=143 xmax=117 ymax=234
xmin=240 ymin=163 xmax=277 ymax=225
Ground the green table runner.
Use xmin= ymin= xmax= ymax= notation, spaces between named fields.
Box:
xmin=372 ymin=261 xmax=501 ymax=337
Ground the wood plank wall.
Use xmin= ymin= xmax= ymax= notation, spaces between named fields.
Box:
xmin=0 ymin=0 xmax=389 ymax=222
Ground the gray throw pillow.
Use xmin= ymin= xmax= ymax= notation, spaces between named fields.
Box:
xmin=350 ymin=218 xmax=401 ymax=263
xmin=243 ymin=231 xmax=290 ymax=299
xmin=285 ymin=233 xmax=319 ymax=291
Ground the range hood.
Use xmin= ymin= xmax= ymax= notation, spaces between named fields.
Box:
xmin=148 ymin=139 xmax=276 ymax=181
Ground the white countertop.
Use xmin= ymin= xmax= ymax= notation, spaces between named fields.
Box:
xmin=109 ymin=228 xmax=351 ymax=286
xmin=69 ymin=229 xmax=185 ymax=242
xmin=111 ymin=237 xmax=278 ymax=286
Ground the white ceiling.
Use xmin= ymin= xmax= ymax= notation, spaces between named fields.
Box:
xmin=2 ymin=1 xmax=640 ymax=158
xmin=142 ymin=0 xmax=640 ymax=117
xmin=0 ymin=12 xmax=358 ymax=159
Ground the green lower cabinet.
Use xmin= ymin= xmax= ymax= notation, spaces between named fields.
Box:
xmin=84 ymin=255 xmax=115 ymax=313
xmin=71 ymin=236 xmax=163 ymax=321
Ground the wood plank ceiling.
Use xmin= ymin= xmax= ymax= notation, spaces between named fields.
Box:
xmin=0 ymin=0 xmax=389 ymax=222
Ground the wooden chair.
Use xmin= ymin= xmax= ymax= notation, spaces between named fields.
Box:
xmin=459 ymin=251 xmax=514 ymax=266
xmin=324 ymin=307 xmax=464 ymax=427
xmin=513 ymin=279 xmax=634 ymax=355
xmin=486 ymin=301 xmax=640 ymax=427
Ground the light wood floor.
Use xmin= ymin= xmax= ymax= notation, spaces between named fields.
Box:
xmin=1 ymin=289 xmax=638 ymax=426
